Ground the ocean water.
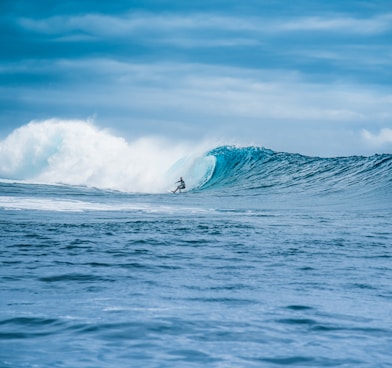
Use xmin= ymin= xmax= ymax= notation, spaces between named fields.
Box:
xmin=1 ymin=122 xmax=392 ymax=367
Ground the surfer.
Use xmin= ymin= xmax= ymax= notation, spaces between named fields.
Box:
xmin=172 ymin=177 xmax=186 ymax=193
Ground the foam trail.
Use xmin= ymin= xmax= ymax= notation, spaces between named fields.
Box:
xmin=0 ymin=119 xmax=213 ymax=193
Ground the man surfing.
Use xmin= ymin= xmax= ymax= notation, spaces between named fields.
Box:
xmin=172 ymin=177 xmax=186 ymax=193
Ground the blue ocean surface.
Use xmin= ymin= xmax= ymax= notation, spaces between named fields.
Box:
xmin=1 ymin=137 xmax=392 ymax=367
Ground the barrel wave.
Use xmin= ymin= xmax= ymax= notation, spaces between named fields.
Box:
xmin=200 ymin=146 xmax=392 ymax=205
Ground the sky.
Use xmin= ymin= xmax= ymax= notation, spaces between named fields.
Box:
xmin=1 ymin=0 xmax=392 ymax=156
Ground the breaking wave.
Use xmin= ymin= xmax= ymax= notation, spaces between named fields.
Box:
xmin=1 ymin=119 xmax=391 ymax=200
xmin=0 ymin=119 xmax=214 ymax=193
xmin=204 ymin=145 xmax=391 ymax=192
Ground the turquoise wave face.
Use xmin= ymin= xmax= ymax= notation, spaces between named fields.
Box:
xmin=199 ymin=146 xmax=392 ymax=201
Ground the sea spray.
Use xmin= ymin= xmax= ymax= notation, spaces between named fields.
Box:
xmin=0 ymin=119 xmax=214 ymax=193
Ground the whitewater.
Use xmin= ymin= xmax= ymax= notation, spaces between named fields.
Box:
xmin=1 ymin=120 xmax=392 ymax=367
xmin=0 ymin=119 xmax=216 ymax=193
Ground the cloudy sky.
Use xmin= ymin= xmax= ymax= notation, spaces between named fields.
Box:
xmin=1 ymin=0 xmax=392 ymax=156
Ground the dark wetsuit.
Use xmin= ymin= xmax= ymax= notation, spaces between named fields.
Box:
xmin=173 ymin=178 xmax=185 ymax=193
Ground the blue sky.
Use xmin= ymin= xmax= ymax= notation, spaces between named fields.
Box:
xmin=1 ymin=0 xmax=392 ymax=156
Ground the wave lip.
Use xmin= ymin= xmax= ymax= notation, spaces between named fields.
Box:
xmin=203 ymin=146 xmax=275 ymax=190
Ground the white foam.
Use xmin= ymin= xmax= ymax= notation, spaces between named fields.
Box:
xmin=0 ymin=119 xmax=215 ymax=193
xmin=0 ymin=195 xmax=214 ymax=213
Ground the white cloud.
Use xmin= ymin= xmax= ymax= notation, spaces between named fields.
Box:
xmin=17 ymin=13 xmax=255 ymax=37
xmin=6 ymin=57 xmax=391 ymax=130
xmin=362 ymin=128 xmax=392 ymax=147
xmin=17 ymin=12 xmax=392 ymax=40
xmin=285 ymin=44 xmax=392 ymax=69
xmin=278 ymin=13 xmax=392 ymax=34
